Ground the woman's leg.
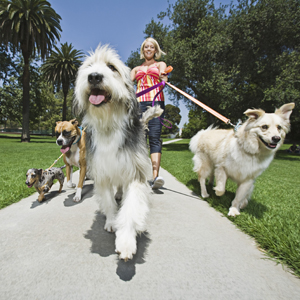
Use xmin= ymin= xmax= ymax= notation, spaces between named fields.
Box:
xmin=151 ymin=152 xmax=161 ymax=179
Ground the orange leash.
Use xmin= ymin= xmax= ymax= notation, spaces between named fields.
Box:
xmin=165 ymin=82 xmax=232 ymax=125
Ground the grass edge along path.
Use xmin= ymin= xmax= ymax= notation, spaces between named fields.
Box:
xmin=160 ymin=139 xmax=300 ymax=278
xmin=0 ymin=135 xmax=68 ymax=209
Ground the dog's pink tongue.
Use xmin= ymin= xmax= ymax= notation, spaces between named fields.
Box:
xmin=89 ymin=89 xmax=106 ymax=105
xmin=60 ymin=146 xmax=70 ymax=154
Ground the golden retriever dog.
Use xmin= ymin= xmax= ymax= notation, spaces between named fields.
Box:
xmin=189 ymin=103 xmax=295 ymax=217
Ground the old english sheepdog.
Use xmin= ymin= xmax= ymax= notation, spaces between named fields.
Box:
xmin=74 ymin=45 xmax=162 ymax=260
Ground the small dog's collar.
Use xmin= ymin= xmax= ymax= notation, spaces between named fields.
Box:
xmin=73 ymin=126 xmax=83 ymax=145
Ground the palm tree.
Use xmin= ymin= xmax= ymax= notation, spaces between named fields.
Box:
xmin=0 ymin=0 xmax=61 ymax=142
xmin=41 ymin=42 xmax=84 ymax=121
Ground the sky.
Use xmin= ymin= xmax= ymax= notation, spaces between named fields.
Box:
xmin=49 ymin=0 xmax=235 ymax=127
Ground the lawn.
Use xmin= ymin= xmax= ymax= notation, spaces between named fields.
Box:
xmin=161 ymin=139 xmax=300 ymax=278
xmin=0 ymin=134 xmax=66 ymax=209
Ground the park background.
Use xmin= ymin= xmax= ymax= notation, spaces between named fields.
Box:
xmin=1 ymin=0 xmax=299 ymax=141
xmin=0 ymin=0 xmax=300 ymax=279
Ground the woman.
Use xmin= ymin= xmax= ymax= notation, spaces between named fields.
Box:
xmin=131 ymin=37 xmax=168 ymax=189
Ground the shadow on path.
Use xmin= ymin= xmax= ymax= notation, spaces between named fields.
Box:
xmin=30 ymin=189 xmax=66 ymax=209
xmin=63 ymin=183 xmax=94 ymax=207
xmin=84 ymin=211 xmax=151 ymax=281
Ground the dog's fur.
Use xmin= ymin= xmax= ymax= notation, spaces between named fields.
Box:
xmin=189 ymin=103 xmax=294 ymax=217
xmin=55 ymin=119 xmax=87 ymax=202
xmin=74 ymin=45 xmax=162 ymax=260
xmin=25 ymin=167 xmax=65 ymax=202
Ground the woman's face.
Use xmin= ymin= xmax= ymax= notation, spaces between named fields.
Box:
xmin=143 ymin=41 xmax=156 ymax=60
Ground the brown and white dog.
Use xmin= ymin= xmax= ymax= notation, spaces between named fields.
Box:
xmin=55 ymin=119 xmax=87 ymax=202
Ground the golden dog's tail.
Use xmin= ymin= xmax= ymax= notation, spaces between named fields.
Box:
xmin=189 ymin=125 xmax=215 ymax=154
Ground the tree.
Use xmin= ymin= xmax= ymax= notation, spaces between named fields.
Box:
xmin=0 ymin=44 xmax=16 ymax=83
xmin=0 ymin=53 xmax=56 ymax=131
xmin=130 ymin=0 xmax=300 ymax=139
xmin=161 ymin=104 xmax=181 ymax=135
xmin=181 ymin=106 xmax=208 ymax=138
xmin=0 ymin=0 xmax=61 ymax=142
xmin=41 ymin=42 xmax=84 ymax=121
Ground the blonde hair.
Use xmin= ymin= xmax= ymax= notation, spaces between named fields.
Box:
xmin=140 ymin=37 xmax=166 ymax=60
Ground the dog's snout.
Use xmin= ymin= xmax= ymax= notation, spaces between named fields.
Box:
xmin=272 ymin=136 xmax=281 ymax=143
xmin=57 ymin=139 xmax=63 ymax=146
xmin=88 ymin=73 xmax=103 ymax=85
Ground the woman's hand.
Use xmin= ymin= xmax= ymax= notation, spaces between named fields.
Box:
xmin=158 ymin=61 xmax=168 ymax=82
xmin=159 ymin=74 xmax=168 ymax=82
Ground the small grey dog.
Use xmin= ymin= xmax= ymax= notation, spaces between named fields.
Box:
xmin=25 ymin=167 xmax=65 ymax=202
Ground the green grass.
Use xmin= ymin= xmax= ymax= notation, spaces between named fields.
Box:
xmin=161 ymin=139 xmax=300 ymax=277
xmin=0 ymin=135 xmax=66 ymax=209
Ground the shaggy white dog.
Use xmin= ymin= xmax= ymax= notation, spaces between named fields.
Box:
xmin=189 ymin=103 xmax=294 ymax=217
xmin=74 ymin=45 xmax=161 ymax=260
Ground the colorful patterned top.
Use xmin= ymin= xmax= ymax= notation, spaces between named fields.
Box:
xmin=136 ymin=64 xmax=165 ymax=102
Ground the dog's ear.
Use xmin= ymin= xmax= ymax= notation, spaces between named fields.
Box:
xmin=275 ymin=103 xmax=295 ymax=121
xmin=37 ymin=169 xmax=43 ymax=175
xmin=56 ymin=121 xmax=62 ymax=125
xmin=71 ymin=119 xmax=78 ymax=126
xmin=244 ymin=108 xmax=265 ymax=120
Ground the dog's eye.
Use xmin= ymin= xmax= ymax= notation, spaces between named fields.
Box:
xmin=108 ymin=64 xmax=117 ymax=72
xmin=55 ymin=131 xmax=60 ymax=138
xmin=63 ymin=130 xmax=71 ymax=137
xmin=277 ymin=125 xmax=282 ymax=130
xmin=31 ymin=174 xmax=35 ymax=178
xmin=262 ymin=125 xmax=269 ymax=130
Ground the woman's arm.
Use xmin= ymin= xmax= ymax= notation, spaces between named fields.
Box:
xmin=130 ymin=67 xmax=137 ymax=82
xmin=158 ymin=61 xmax=168 ymax=82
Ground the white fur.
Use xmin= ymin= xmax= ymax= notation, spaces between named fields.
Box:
xmin=190 ymin=103 xmax=294 ymax=217
xmin=74 ymin=45 xmax=152 ymax=260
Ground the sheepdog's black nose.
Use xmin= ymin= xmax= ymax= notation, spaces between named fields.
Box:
xmin=88 ymin=73 xmax=103 ymax=85
xmin=57 ymin=139 xmax=63 ymax=146
xmin=272 ymin=136 xmax=281 ymax=143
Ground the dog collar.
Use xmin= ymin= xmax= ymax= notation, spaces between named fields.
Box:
xmin=73 ymin=126 xmax=83 ymax=145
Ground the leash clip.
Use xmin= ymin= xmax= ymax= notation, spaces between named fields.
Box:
xmin=233 ymin=119 xmax=242 ymax=132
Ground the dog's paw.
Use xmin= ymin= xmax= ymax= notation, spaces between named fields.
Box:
xmin=104 ymin=219 xmax=116 ymax=233
xmin=214 ymin=187 xmax=225 ymax=197
xmin=43 ymin=187 xmax=50 ymax=193
xmin=73 ymin=188 xmax=82 ymax=203
xmin=228 ymin=207 xmax=240 ymax=217
xmin=115 ymin=232 xmax=136 ymax=261
xmin=73 ymin=195 xmax=81 ymax=203
xmin=38 ymin=196 xmax=45 ymax=202
xmin=201 ymin=192 xmax=210 ymax=198
xmin=67 ymin=182 xmax=76 ymax=188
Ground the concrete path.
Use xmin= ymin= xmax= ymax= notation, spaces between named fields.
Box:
xmin=1 ymin=155 xmax=300 ymax=299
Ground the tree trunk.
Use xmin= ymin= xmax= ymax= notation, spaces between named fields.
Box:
xmin=62 ymin=81 xmax=69 ymax=121
xmin=21 ymin=52 xmax=30 ymax=142
xmin=63 ymin=91 xmax=67 ymax=121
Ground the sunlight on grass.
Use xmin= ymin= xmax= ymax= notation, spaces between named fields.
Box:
xmin=161 ymin=139 xmax=300 ymax=277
